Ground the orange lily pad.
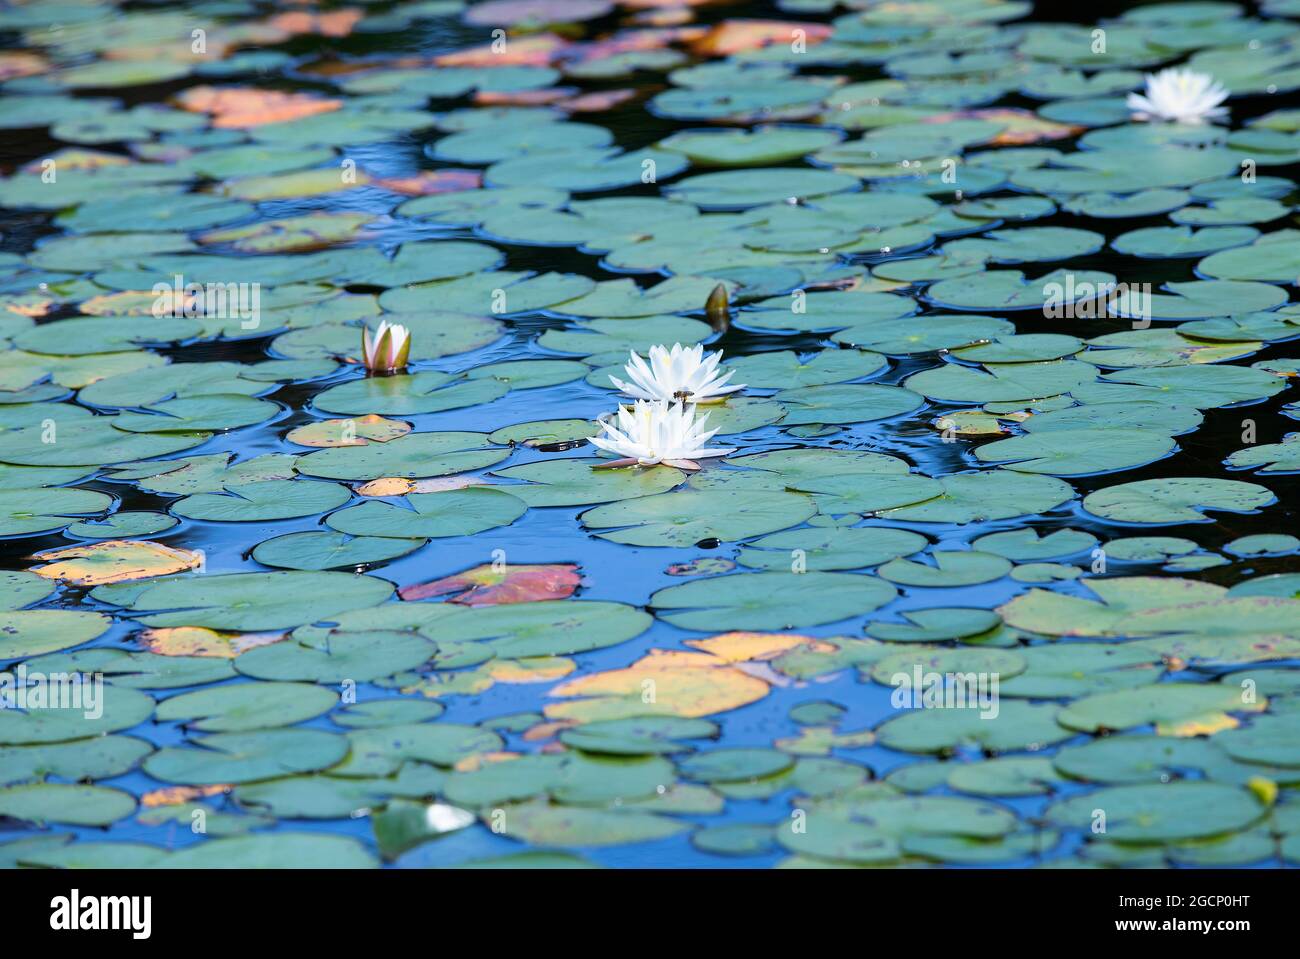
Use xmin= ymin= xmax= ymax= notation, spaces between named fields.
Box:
xmin=684 ymin=631 xmax=824 ymax=663
xmin=175 ymin=85 xmax=343 ymax=129
xmin=435 ymin=35 xmax=566 ymax=67
xmin=265 ymin=8 xmax=364 ymax=38
xmin=399 ymin=563 xmax=581 ymax=604
xmin=32 ymin=540 xmax=203 ymax=586
xmin=0 ymin=52 xmax=49 ymax=81
xmin=138 ymin=626 xmax=287 ymax=659
xmin=690 ymin=19 xmax=831 ymax=56
xmin=558 ymin=89 xmax=639 ymax=112
xmin=921 ymin=108 xmax=1084 ymax=145
xmin=356 ymin=475 xmax=488 ymax=497
xmin=464 ymin=0 xmax=613 ymax=27
xmin=373 ymin=170 xmax=482 ymax=196
xmin=545 ymin=647 xmax=771 ymax=722
xmin=475 ymin=87 xmax=579 ymax=106
xmin=140 ymin=784 xmax=230 ymax=808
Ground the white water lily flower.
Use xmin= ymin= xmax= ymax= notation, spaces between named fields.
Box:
xmin=1127 ymin=68 xmax=1229 ymax=124
xmin=609 ymin=343 xmax=743 ymax=404
xmin=590 ymin=400 xmax=736 ymax=471
xmin=361 ymin=320 xmax=411 ymax=373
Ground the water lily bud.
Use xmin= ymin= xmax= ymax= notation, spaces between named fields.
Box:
xmin=705 ymin=283 xmax=730 ymax=331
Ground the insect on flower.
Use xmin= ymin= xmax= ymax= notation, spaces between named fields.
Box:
xmin=609 ymin=343 xmax=744 ymax=404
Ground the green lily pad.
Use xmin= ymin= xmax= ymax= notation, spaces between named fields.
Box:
xmin=143 ymin=730 xmax=349 ymax=785
xmin=650 ymin=571 xmax=895 ymax=631
xmin=21 ymin=648 xmax=234 ymax=689
xmin=156 ymin=682 xmax=338 ymax=732
xmin=723 ymin=349 xmax=886 ymax=389
xmin=172 ymin=479 xmax=352 ymax=522
xmin=492 ymin=458 xmax=684 ymax=507
xmin=326 ymin=488 xmax=526 ymax=539
xmin=866 ymin=608 xmax=1002 ymax=643
xmin=0 ymin=571 xmax=56 ymax=610
xmin=736 ymin=526 xmax=927 ymax=571
xmin=0 ymin=783 xmax=135 ymax=826
xmin=0 ymin=736 xmax=153 ymax=787
xmin=1045 ymin=783 xmax=1264 ymax=842
xmin=972 ymin=527 xmax=1097 ymax=561
xmin=1083 ymin=477 xmax=1275 ymax=524
xmin=0 ymin=487 xmax=112 ymax=536
xmin=879 ymin=472 xmax=1074 ymax=524
xmin=234 ymin=631 xmax=435 ymax=684
xmin=491 ymin=800 xmax=687 ymax=847
xmin=876 ymin=701 xmax=1073 ymax=754
xmin=252 ymin=531 xmax=425 ymax=570
xmin=313 ymin=372 xmax=508 ymax=417
xmin=113 ymin=571 xmax=393 ymax=630
xmin=0 ymin=686 xmax=155 ymax=745
xmin=975 ymin=428 xmax=1175 ymax=476
xmin=0 ymin=609 xmax=111 ymax=659
xmin=581 ymin=489 xmax=816 ymax=547
xmin=878 ymin=550 xmax=1012 ymax=587
xmin=1057 ymin=684 xmax=1264 ymax=734
xmin=678 ymin=748 xmax=794 ymax=783
xmin=296 ymin=431 xmax=509 ymax=481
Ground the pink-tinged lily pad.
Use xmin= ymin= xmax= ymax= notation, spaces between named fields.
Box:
xmin=689 ymin=20 xmax=831 ymax=56
xmin=464 ymin=0 xmax=613 ymax=28
xmin=373 ymin=170 xmax=483 ymax=196
xmin=399 ymin=563 xmax=581 ymax=605
xmin=175 ymin=86 xmax=343 ymax=129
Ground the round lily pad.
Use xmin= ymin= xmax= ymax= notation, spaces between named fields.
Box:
xmin=650 ymin=571 xmax=895 ymax=631
xmin=581 ymin=489 xmax=817 ymax=548
xmin=1083 ymin=478 xmax=1275 ymax=524
xmin=252 ymin=531 xmax=425 ymax=570
xmin=326 ymin=488 xmax=526 ymax=539
xmin=1045 ymin=782 xmax=1264 ymax=842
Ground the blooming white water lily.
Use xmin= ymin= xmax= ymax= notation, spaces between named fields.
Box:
xmin=609 ymin=343 xmax=743 ymax=404
xmin=590 ymin=400 xmax=736 ymax=471
xmin=1127 ymin=68 xmax=1229 ymax=124
xmin=361 ymin=320 xmax=411 ymax=373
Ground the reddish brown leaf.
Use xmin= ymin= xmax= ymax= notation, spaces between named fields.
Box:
xmin=689 ymin=19 xmax=830 ymax=56
xmin=0 ymin=52 xmax=48 ymax=81
xmin=567 ymin=27 xmax=698 ymax=61
xmin=920 ymin=108 xmax=1084 ymax=145
xmin=265 ymin=9 xmax=365 ymax=38
xmin=175 ymin=86 xmax=343 ymax=129
xmin=399 ymin=563 xmax=581 ymax=605
xmin=557 ymin=89 xmax=638 ymax=112
xmin=140 ymin=785 xmax=230 ymax=808
xmin=464 ymin=0 xmax=613 ymax=27
xmin=435 ymin=35 xmax=567 ymax=66
xmin=373 ymin=169 xmax=482 ymax=196
xmin=474 ymin=87 xmax=579 ymax=106
xmin=666 ymin=557 xmax=736 ymax=576
xmin=138 ymin=627 xmax=286 ymax=659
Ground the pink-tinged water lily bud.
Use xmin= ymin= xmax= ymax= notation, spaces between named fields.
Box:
xmin=589 ymin=399 xmax=737 ymax=471
xmin=609 ymin=343 xmax=744 ymax=405
xmin=361 ymin=320 xmax=411 ymax=373
xmin=1127 ymin=68 xmax=1229 ymax=124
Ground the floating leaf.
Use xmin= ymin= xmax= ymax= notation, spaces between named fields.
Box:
xmin=399 ymin=564 xmax=581 ymax=605
xmin=32 ymin=540 xmax=202 ymax=586
xmin=1082 ymin=477 xmax=1274 ymax=524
